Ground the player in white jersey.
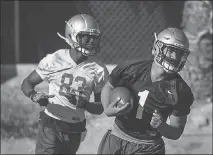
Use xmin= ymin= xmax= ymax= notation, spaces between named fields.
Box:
xmin=21 ymin=14 xmax=109 ymax=154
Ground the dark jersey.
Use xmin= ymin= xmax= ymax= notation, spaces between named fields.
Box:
xmin=109 ymin=59 xmax=194 ymax=140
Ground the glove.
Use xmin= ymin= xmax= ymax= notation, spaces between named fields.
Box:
xmin=150 ymin=110 xmax=164 ymax=129
xmin=64 ymin=91 xmax=87 ymax=109
xmin=28 ymin=91 xmax=55 ymax=107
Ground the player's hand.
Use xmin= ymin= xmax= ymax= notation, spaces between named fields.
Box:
xmin=30 ymin=91 xmax=55 ymax=107
xmin=106 ymin=97 xmax=131 ymax=116
xmin=150 ymin=110 xmax=164 ymax=129
xmin=64 ymin=92 xmax=87 ymax=109
xmin=75 ymin=96 xmax=88 ymax=109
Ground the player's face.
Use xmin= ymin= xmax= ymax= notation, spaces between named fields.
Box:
xmin=76 ymin=33 xmax=100 ymax=50
xmin=163 ymin=46 xmax=181 ymax=61
xmin=161 ymin=46 xmax=188 ymax=73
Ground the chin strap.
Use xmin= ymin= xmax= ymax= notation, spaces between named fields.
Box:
xmin=154 ymin=32 xmax=158 ymax=41
xmin=57 ymin=31 xmax=91 ymax=57
xmin=57 ymin=21 xmax=74 ymax=47
xmin=57 ymin=32 xmax=73 ymax=47
xmin=57 ymin=21 xmax=94 ymax=56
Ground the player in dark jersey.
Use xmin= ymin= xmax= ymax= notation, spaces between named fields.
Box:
xmin=98 ymin=27 xmax=194 ymax=154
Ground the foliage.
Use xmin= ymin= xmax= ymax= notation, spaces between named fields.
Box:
xmin=181 ymin=0 xmax=212 ymax=102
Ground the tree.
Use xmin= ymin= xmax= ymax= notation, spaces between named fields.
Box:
xmin=180 ymin=1 xmax=212 ymax=105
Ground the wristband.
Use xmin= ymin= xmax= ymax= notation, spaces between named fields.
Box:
xmin=27 ymin=90 xmax=37 ymax=99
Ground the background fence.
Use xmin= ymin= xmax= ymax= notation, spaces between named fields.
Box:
xmin=1 ymin=1 xmax=184 ymax=64
xmin=1 ymin=0 xmax=212 ymax=101
xmin=1 ymin=1 xmax=212 ymax=154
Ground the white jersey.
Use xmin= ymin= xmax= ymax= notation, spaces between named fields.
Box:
xmin=36 ymin=49 xmax=109 ymax=123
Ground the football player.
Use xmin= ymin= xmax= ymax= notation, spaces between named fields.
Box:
xmin=21 ymin=14 xmax=109 ymax=154
xmin=98 ymin=28 xmax=194 ymax=154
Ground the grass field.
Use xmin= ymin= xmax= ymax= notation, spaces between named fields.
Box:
xmin=1 ymin=64 xmax=212 ymax=154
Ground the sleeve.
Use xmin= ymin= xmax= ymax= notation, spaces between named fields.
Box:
xmin=36 ymin=54 xmax=55 ymax=82
xmin=108 ymin=61 xmax=131 ymax=87
xmin=94 ymin=66 xmax=109 ymax=94
xmin=171 ymin=82 xmax=194 ymax=116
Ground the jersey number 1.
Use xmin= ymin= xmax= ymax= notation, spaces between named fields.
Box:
xmin=136 ymin=90 xmax=149 ymax=119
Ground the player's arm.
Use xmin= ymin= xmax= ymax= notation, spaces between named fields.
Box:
xmin=84 ymin=66 xmax=109 ymax=115
xmin=21 ymin=55 xmax=55 ymax=106
xmin=153 ymin=112 xmax=187 ymax=140
xmin=21 ymin=70 xmax=54 ymax=106
xmin=101 ymin=81 xmax=131 ymax=117
xmin=101 ymin=80 xmax=113 ymax=113
xmin=84 ymin=92 xmax=104 ymax=115
xmin=21 ymin=70 xmax=43 ymax=98
xmin=151 ymin=85 xmax=194 ymax=140
xmin=101 ymin=63 xmax=132 ymax=117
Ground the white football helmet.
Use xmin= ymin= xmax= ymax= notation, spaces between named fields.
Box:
xmin=58 ymin=14 xmax=101 ymax=56
xmin=152 ymin=28 xmax=190 ymax=73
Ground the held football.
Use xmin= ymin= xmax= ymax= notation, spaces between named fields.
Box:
xmin=110 ymin=87 xmax=133 ymax=114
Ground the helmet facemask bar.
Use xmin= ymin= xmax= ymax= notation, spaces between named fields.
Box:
xmin=153 ymin=33 xmax=190 ymax=73
xmin=75 ymin=32 xmax=101 ymax=56
xmin=57 ymin=21 xmax=101 ymax=56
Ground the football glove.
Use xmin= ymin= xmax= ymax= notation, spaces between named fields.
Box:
xmin=28 ymin=90 xmax=55 ymax=107
xmin=150 ymin=110 xmax=165 ymax=129
xmin=64 ymin=91 xmax=87 ymax=109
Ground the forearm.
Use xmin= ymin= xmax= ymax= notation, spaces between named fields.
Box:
xmin=157 ymin=122 xmax=184 ymax=140
xmin=101 ymin=82 xmax=114 ymax=116
xmin=21 ymin=79 xmax=36 ymax=97
xmin=85 ymin=102 xmax=104 ymax=115
xmin=21 ymin=70 xmax=43 ymax=98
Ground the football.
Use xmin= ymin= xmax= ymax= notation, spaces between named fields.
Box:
xmin=110 ymin=87 xmax=133 ymax=113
